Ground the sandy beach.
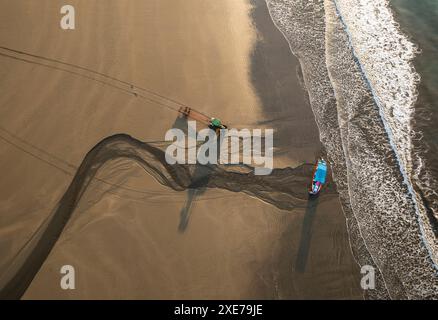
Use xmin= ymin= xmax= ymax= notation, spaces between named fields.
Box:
xmin=0 ymin=0 xmax=362 ymax=299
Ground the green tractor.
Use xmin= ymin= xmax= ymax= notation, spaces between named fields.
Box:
xmin=209 ymin=118 xmax=227 ymax=131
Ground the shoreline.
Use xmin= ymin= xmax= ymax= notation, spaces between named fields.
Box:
xmin=263 ymin=0 xmax=438 ymax=298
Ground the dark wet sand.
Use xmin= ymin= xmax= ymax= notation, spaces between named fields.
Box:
xmin=0 ymin=0 xmax=362 ymax=299
xmin=250 ymin=0 xmax=322 ymax=166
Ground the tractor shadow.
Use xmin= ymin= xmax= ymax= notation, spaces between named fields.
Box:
xmin=173 ymin=116 xmax=227 ymax=233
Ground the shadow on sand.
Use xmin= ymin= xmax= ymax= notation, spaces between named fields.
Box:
xmin=295 ymin=195 xmax=320 ymax=273
xmin=171 ymin=115 xmax=215 ymax=232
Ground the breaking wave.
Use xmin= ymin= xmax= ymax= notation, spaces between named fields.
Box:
xmin=333 ymin=0 xmax=419 ymax=172
xmin=332 ymin=0 xmax=438 ymax=271
xmin=264 ymin=0 xmax=438 ymax=298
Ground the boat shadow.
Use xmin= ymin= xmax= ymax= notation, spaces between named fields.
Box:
xmin=178 ymin=170 xmax=209 ymax=232
xmin=294 ymin=195 xmax=320 ymax=273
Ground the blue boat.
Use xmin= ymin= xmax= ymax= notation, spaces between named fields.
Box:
xmin=309 ymin=158 xmax=327 ymax=195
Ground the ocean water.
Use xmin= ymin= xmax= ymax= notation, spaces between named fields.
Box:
xmin=264 ymin=0 xmax=438 ymax=298
xmin=391 ymin=0 xmax=438 ymax=253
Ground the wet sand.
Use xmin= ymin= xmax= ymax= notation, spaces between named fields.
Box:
xmin=0 ymin=0 xmax=362 ymax=299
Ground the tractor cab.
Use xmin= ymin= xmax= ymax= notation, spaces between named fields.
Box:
xmin=209 ymin=118 xmax=227 ymax=131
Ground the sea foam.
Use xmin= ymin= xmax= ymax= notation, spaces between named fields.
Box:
xmin=265 ymin=0 xmax=438 ymax=298
xmin=333 ymin=0 xmax=419 ymax=172
xmin=332 ymin=0 xmax=438 ymax=269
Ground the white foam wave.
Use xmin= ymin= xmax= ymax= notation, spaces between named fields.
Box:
xmin=332 ymin=0 xmax=438 ymax=269
xmin=333 ymin=0 xmax=419 ymax=172
xmin=325 ymin=0 xmax=438 ymax=297
xmin=264 ymin=0 xmax=392 ymax=298
xmin=264 ymin=0 xmax=438 ymax=297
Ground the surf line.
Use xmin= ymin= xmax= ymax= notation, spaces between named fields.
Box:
xmin=332 ymin=0 xmax=438 ymax=272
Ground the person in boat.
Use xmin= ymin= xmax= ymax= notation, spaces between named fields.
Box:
xmin=311 ymin=181 xmax=321 ymax=194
